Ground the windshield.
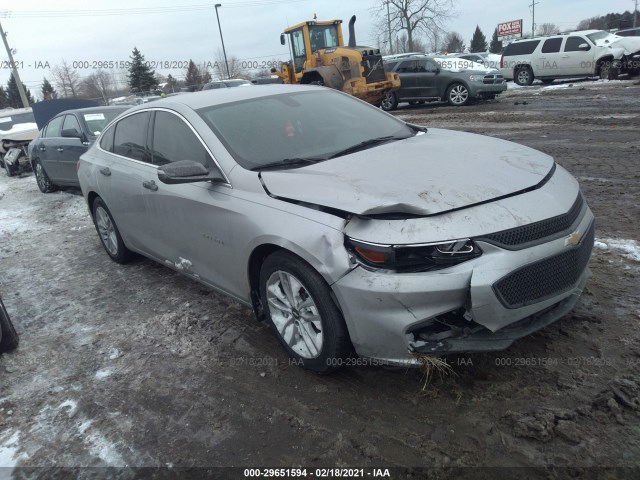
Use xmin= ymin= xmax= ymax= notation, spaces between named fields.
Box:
xmin=0 ymin=112 xmax=36 ymax=131
xmin=586 ymin=31 xmax=617 ymax=44
xmin=197 ymin=90 xmax=413 ymax=170
xmin=309 ymin=25 xmax=339 ymax=50
xmin=82 ymin=109 xmax=127 ymax=136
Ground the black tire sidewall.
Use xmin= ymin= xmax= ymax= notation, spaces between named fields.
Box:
xmin=447 ymin=83 xmax=469 ymax=106
xmin=381 ymin=92 xmax=398 ymax=111
xmin=91 ymin=197 xmax=130 ymax=264
xmin=515 ymin=67 xmax=533 ymax=86
xmin=0 ymin=296 xmax=19 ymax=353
xmin=34 ymin=159 xmax=56 ymax=193
xmin=259 ymin=252 xmax=350 ymax=373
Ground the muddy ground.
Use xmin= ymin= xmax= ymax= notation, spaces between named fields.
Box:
xmin=1 ymin=79 xmax=639 ymax=479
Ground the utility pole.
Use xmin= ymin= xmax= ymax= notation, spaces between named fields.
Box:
xmin=0 ymin=20 xmax=29 ymax=108
xmin=530 ymin=0 xmax=540 ymax=37
xmin=214 ymin=4 xmax=231 ymax=80
xmin=386 ymin=1 xmax=393 ymax=55
xmin=634 ymin=0 xmax=638 ymax=28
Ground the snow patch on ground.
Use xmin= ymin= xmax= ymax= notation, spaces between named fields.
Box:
xmin=58 ymin=399 xmax=78 ymax=417
xmin=85 ymin=431 xmax=125 ymax=466
xmin=95 ymin=368 xmax=113 ymax=380
xmin=0 ymin=431 xmax=28 ymax=468
xmin=595 ymin=238 xmax=640 ymax=262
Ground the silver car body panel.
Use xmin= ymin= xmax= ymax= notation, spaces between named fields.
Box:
xmin=78 ymin=85 xmax=594 ymax=364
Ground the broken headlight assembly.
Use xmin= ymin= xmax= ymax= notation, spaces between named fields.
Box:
xmin=345 ymin=237 xmax=482 ymax=272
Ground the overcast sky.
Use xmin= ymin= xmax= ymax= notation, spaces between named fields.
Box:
xmin=1 ymin=0 xmax=635 ymax=97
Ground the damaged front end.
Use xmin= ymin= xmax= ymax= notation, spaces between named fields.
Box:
xmin=1 ymin=143 xmax=32 ymax=177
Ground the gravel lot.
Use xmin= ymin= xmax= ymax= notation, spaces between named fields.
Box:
xmin=1 ymin=79 xmax=639 ymax=478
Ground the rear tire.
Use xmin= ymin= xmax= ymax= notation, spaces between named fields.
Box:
xmin=33 ymin=159 xmax=58 ymax=193
xmin=91 ymin=197 xmax=133 ymax=264
xmin=514 ymin=66 xmax=534 ymax=86
xmin=0 ymin=296 xmax=19 ymax=354
xmin=380 ymin=91 xmax=398 ymax=111
xmin=259 ymin=251 xmax=352 ymax=373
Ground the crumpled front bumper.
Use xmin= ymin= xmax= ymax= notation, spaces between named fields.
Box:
xmin=331 ymin=207 xmax=594 ymax=365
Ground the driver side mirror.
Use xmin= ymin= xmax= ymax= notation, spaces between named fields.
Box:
xmin=157 ymin=160 xmax=225 ymax=185
xmin=280 ymin=34 xmax=286 ymax=46
xmin=61 ymin=128 xmax=82 ymax=139
xmin=578 ymin=43 xmax=590 ymax=51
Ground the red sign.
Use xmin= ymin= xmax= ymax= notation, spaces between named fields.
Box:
xmin=497 ymin=19 xmax=523 ymax=38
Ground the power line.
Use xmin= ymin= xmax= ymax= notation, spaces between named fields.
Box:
xmin=0 ymin=1 xmax=308 ymax=18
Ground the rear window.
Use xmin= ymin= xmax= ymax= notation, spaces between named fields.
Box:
xmin=0 ymin=112 xmax=36 ymax=131
xmin=503 ymin=40 xmax=540 ymax=56
xmin=113 ymin=112 xmax=151 ymax=162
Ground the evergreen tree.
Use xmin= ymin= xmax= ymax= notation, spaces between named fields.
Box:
xmin=7 ymin=73 xmax=34 ymax=107
xmin=470 ymin=25 xmax=488 ymax=53
xmin=489 ymin=28 xmax=502 ymax=54
xmin=41 ymin=77 xmax=58 ymax=100
xmin=185 ymin=60 xmax=202 ymax=92
xmin=0 ymin=87 xmax=8 ymax=109
xmin=127 ymin=47 xmax=157 ymax=95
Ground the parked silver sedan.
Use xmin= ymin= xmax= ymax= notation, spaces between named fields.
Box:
xmin=78 ymin=85 xmax=594 ymax=373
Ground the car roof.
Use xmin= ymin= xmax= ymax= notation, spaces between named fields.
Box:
xmin=123 ymin=84 xmax=326 ymax=112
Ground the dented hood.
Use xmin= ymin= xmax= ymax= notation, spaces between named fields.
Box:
xmin=261 ymin=128 xmax=555 ymax=216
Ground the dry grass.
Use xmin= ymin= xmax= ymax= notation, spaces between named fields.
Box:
xmin=413 ymin=353 xmax=456 ymax=390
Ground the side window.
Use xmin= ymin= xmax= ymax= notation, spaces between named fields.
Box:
xmin=151 ymin=111 xmax=212 ymax=167
xmin=565 ymin=36 xmax=590 ymax=52
xmin=504 ymin=40 xmax=540 ymax=56
xmin=62 ymin=115 xmax=82 ymax=135
xmin=99 ymin=126 xmax=115 ymax=152
xmin=424 ymin=59 xmax=439 ymax=72
xmin=415 ymin=60 xmax=427 ymax=72
xmin=113 ymin=112 xmax=151 ymax=162
xmin=396 ymin=61 xmax=415 ymax=73
xmin=290 ymin=29 xmax=306 ymax=72
xmin=541 ymin=38 xmax=562 ymax=53
xmin=44 ymin=116 xmax=65 ymax=138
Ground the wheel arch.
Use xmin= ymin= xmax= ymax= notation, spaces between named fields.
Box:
xmin=595 ymin=54 xmax=615 ymax=75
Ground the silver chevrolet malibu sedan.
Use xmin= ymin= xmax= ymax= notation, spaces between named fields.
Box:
xmin=78 ymin=85 xmax=594 ymax=373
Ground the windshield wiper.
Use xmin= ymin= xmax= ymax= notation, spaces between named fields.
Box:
xmin=328 ymin=135 xmax=407 ymax=159
xmin=251 ymin=157 xmax=325 ymax=171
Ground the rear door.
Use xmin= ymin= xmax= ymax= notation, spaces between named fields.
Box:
xmin=37 ymin=115 xmax=65 ymax=180
xmin=537 ymin=37 xmax=564 ymax=76
xmin=98 ymin=111 xmax=155 ymax=252
xmin=418 ymin=58 xmax=440 ymax=98
xmin=395 ymin=60 xmax=420 ymax=99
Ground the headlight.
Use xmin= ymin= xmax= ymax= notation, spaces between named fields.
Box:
xmin=345 ymin=237 xmax=482 ymax=272
xmin=469 ymin=75 xmax=485 ymax=82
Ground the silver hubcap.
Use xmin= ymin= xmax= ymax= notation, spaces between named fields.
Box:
xmin=449 ymin=85 xmax=468 ymax=104
xmin=35 ymin=163 xmax=46 ymax=189
xmin=95 ymin=206 xmax=118 ymax=256
xmin=517 ymin=70 xmax=529 ymax=84
xmin=266 ymin=271 xmax=323 ymax=359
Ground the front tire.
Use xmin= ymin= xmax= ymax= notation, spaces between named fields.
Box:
xmin=380 ymin=91 xmax=398 ymax=111
xmin=33 ymin=159 xmax=58 ymax=193
xmin=259 ymin=251 xmax=351 ymax=373
xmin=446 ymin=83 xmax=470 ymax=106
xmin=599 ymin=61 xmax=619 ymax=80
xmin=0 ymin=296 xmax=19 ymax=354
xmin=91 ymin=197 xmax=133 ymax=264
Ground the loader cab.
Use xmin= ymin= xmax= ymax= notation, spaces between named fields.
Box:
xmin=282 ymin=20 xmax=344 ymax=74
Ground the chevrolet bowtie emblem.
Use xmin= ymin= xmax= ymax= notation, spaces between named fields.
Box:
xmin=565 ymin=230 xmax=582 ymax=246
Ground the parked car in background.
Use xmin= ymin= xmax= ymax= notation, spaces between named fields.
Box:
xmin=381 ymin=54 xmax=506 ymax=110
xmin=0 ymin=295 xmax=19 ymax=354
xmin=201 ymin=79 xmax=252 ymax=90
xmin=500 ymin=30 xmax=640 ymax=85
xmin=615 ymin=27 xmax=640 ymax=37
xmin=78 ymin=85 xmax=593 ymax=372
xmin=29 ymin=106 xmax=129 ymax=192
xmin=0 ymin=108 xmax=39 ymax=176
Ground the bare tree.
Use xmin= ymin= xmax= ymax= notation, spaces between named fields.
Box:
xmin=394 ymin=33 xmax=428 ymax=53
xmin=372 ymin=0 xmax=455 ymax=52
xmin=51 ymin=60 xmax=80 ymax=97
xmin=536 ymin=23 xmax=560 ymax=35
xmin=79 ymin=70 xmax=113 ymax=104
xmin=212 ymin=50 xmax=249 ymax=80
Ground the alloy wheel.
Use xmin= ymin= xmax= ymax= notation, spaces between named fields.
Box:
xmin=95 ymin=206 xmax=119 ymax=256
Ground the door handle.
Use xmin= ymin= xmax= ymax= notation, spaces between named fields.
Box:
xmin=99 ymin=167 xmax=111 ymax=176
xmin=142 ymin=180 xmax=158 ymax=191
xmin=562 ymin=55 xmax=569 ymax=58
xmin=56 ymin=147 xmax=64 ymax=152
